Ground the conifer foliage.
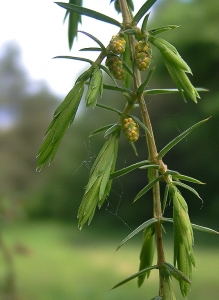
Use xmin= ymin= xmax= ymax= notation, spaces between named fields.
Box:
xmin=37 ymin=1 xmax=218 ymax=298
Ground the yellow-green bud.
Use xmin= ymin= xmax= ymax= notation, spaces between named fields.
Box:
xmin=109 ymin=34 xmax=126 ymax=55
xmin=135 ymin=40 xmax=152 ymax=71
xmin=135 ymin=52 xmax=151 ymax=71
xmin=122 ymin=117 xmax=139 ymax=142
xmin=135 ymin=40 xmax=151 ymax=55
xmin=105 ymin=56 xmax=125 ymax=80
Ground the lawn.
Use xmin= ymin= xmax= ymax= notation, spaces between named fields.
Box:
xmin=1 ymin=221 xmax=218 ymax=300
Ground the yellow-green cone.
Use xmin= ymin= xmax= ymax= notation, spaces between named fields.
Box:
xmin=122 ymin=117 xmax=139 ymax=142
xmin=109 ymin=34 xmax=126 ymax=55
xmin=105 ymin=55 xmax=126 ymax=80
xmin=135 ymin=40 xmax=151 ymax=55
xmin=135 ymin=40 xmax=152 ymax=71
xmin=135 ymin=52 xmax=151 ymax=71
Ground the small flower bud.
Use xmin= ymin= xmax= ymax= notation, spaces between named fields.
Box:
xmin=135 ymin=40 xmax=151 ymax=55
xmin=105 ymin=56 xmax=126 ymax=80
xmin=122 ymin=117 xmax=139 ymax=142
xmin=109 ymin=34 xmax=126 ymax=55
xmin=135 ymin=52 xmax=151 ymax=71
xmin=135 ymin=40 xmax=152 ymax=72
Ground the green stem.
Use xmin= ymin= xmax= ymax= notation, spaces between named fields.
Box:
xmin=119 ymin=0 xmax=166 ymax=296
xmin=119 ymin=0 xmax=132 ymax=24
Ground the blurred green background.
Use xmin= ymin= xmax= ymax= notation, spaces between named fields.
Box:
xmin=0 ymin=0 xmax=218 ymax=299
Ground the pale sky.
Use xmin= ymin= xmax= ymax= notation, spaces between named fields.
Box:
xmin=0 ymin=0 xmax=146 ymax=97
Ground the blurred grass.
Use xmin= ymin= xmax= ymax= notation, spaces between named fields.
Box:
xmin=0 ymin=221 xmax=218 ymax=300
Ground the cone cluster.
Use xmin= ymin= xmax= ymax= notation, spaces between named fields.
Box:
xmin=172 ymin=187 xmax=195 ymax=297
xmin=122 ymin=117 xmax=139 ymax=142
xmin=149 ymin=36 xmax=199 ymax=103
xmin=138 ymin=226 xmax=155 ymax=287
xmin=135 ymin=40 xmax=152 ymax=71
xmin=109 ymin=34 xmax=126 ymax=55
xmin=105 ymin=56 xmax=125 ymax=80
xmin=78 ymin=133 xmax=119 ymax=229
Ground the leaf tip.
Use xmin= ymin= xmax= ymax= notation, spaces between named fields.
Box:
xmin=36 ymin=167 xmax=41 ymax=173
xmin=115 ymin=245 xmax=120 ymax=252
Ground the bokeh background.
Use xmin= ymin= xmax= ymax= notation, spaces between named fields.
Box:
xmin=0 ymin=0 xmax=218 ymax=299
